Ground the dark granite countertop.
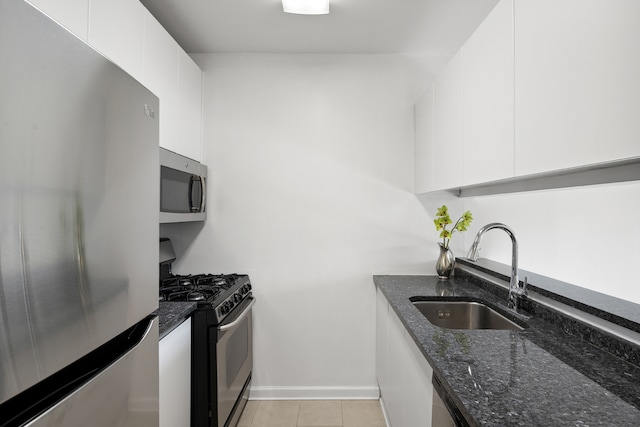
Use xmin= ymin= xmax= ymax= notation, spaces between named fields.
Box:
xmin=374 ymin=275 xmax=640 ymax=426
xmin=155 ymin=302 xmax=197 ymax=340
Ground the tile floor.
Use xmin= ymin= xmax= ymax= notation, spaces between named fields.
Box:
xmin=238 ymin=400 xmax=387 ymax=427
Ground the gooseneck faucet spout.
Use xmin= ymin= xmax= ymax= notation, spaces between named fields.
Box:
xmin=467 ymin=223 xmax=526 ymax=310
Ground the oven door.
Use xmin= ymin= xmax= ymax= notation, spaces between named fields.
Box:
xmin=215 ymin=297 xmax=255 ymax=427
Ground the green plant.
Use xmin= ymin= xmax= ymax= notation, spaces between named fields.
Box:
xmin=434 ymin=205 xmax=473 ymax=249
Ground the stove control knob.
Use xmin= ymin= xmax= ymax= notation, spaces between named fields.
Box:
xmin=223 ymin=302 xmax=231 ymax=313
xmin=234 ymin=293 xmax=242 ymax=303
xmin=220 ymin=305 xmax=228 ymax=315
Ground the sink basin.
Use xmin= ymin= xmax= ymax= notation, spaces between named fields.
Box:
xmin=412 ymin=299 xmax=524 ymax=331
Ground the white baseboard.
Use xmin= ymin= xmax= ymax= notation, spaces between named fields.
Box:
xmin=249 ymin=386 xmax=380 ymax=401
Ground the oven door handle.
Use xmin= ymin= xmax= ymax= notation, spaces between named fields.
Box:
xmin=218 ymin=298 xmax=256 ymax=332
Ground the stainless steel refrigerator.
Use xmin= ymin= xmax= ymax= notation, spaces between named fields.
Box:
xmin=0 ymin=0 xmax=159 ymax=425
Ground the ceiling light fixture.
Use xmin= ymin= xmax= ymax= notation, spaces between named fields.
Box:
xmin=282 ymin=0 xmax=330 ymax=15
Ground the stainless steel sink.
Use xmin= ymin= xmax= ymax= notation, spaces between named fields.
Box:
xmin=412 ymin=300 xmax=524 ymax=331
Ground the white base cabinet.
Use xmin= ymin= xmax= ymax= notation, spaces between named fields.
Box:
xmin=159 ymin=318 xmax=191 ymax=427
xmin=376 ymin=288 xmax=434 ymax=427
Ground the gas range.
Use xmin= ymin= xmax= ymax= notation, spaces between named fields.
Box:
xmin=159 ymin=273 xmax=252 ymax=325
xmin=158 ymin=238 xmax=254 ymax=427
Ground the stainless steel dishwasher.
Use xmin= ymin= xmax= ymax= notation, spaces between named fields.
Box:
xmin=432 ymin=375 xmax=470 ymax=427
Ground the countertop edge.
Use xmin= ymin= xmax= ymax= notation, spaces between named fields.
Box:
xmin=156 ymin=302 xmax=198 ymax=340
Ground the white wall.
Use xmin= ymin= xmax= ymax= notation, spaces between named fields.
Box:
xmin=162 ymin=54 xmax=435 ymax=399
xmin=419 ymin=181 xmax=640 ymax=305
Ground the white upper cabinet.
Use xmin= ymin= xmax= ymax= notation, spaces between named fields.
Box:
xmin=25 ymin=0 xmax=89 ymax=41
xmin=177 ymin=51 xmax=203 ymax=162
xmin=463 ymin=0 xmax=514 ymax=185
xmin=25 ymin=0 xmax=203 ymax=161
xmin=514 ymin=0 xmax=640 ymax=176
xmin=433 ymin=50 xmax=464 ymax=190
xmin=143 ymin=10 xmax=180 ymax=156
xmin=89 ymin=0 xmax=145 ymax=82
xmin=415 ymin=86 xmax=435 ymax=193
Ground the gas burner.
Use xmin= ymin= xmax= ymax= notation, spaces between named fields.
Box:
xmin=188 ymin=291 xmax=206 ymax=301
xmin=179 ymin=277 xmax=194 ymax=286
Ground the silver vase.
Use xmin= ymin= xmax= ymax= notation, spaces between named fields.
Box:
xmin=436 ymin=242 xmax=455 ymax=279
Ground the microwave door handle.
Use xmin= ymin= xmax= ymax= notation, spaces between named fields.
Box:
xmin=200 ymin=176 xmax=206 ymax=213
xmin=188 ymin=176 xmax=195 ymax=212
xmin=188 ymin=176 xmax=201 ymax=212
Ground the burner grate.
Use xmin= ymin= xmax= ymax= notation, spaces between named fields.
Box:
xmin=159 ymin=274 xmax=239 ymax=302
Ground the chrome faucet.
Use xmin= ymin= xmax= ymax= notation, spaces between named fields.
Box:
xmin=467 ymin=223 xmax=527 ymax=310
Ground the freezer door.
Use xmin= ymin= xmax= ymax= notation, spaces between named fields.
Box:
xmin=0 ymin=0 xmax=159 ymax=405
xmin=14 ymin=317 xmax=159 ymax=427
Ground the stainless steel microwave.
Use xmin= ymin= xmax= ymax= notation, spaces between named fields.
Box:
xmin=160 ymin=148 xmax=207 ymax=223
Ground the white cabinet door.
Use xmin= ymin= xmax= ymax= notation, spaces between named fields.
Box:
xmin=177 ymin=51 xmax=203 ymax=162
xmin=433 ymin=50 xmax=464 ymax=190
xmin=415 ymin=86 xmax=435 ymax=194
xmin=386 ymin=308 xmax=406 ymax=427
xmin=143 ymin=10 xmax=180 ymax=154
xmin=159 ymin=318 xmax=191 ymax=427
xmin=514 ymin=0 xmax=640 ymax=176
xmin=377 ymin=291 xmax=436 ymax=427
xmin=25 ymin=0 xmax=89 ymax=41
xmin=404 ymin=333 xmax=433 ymax=427
xmin=89 ymin=0 xmax=144 ymax=82
xmin=463 ymin=0 xmax=514 ymax=185
xmin=375 ymin=288 xmax=389 ymax=398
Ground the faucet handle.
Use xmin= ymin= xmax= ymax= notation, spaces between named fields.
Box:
xmin=522 ymin=276 xmax=528 ymax=296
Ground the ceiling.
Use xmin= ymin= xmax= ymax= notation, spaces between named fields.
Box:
xmin=140 ymin=0 xmax=499 ymax=68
